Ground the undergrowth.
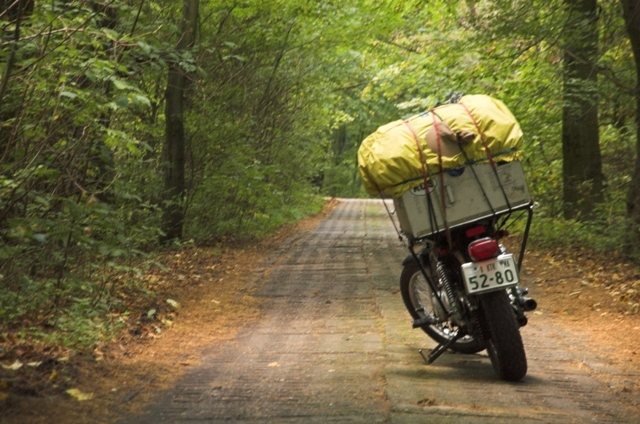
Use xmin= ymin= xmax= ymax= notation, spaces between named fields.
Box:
xmin=0 ymin=194 xmax=327 ymax=356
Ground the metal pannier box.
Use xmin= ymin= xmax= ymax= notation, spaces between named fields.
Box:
xmin=393 ymin=161 xmax=532 ymax=241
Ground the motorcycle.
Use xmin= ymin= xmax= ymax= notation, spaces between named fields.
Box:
xmin=357 ymin=92 xmax=536 ymax=381
xmin=395 ymin=188 xmax=537 ymax=382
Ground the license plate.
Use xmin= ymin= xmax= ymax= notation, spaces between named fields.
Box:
xmin=461 ymin=254 xmax=519 ymax=294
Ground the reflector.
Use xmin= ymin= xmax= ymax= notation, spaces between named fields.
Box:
xmin=468 ymin=237 xmax=499 ymax=261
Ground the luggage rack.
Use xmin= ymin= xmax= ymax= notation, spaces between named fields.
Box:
xmin=390 ymin=160 xmax=534 ymax=271
xmin=406 ymin=201 xmax=534 ymax=272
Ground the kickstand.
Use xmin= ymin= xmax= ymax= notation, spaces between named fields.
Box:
xmin=418 ymin=331 xmax=465 ymax=365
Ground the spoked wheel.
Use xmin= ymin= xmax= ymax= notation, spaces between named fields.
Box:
xmin=479 ymin=290 xmax=528 ymax=381
xmin=400 ymin=259 xmax=484 ymax=354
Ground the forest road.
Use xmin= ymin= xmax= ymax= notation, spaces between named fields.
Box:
xmin=123 ymin=198 xmax=640 ymax=423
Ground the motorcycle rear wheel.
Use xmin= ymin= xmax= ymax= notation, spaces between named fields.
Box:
xmin=400 ymin=261 xmax=484 ymax=354
xmin=479 ymin=290 xmax=528 ymax=381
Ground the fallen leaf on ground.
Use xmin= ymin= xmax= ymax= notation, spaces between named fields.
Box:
xmin=1 ymin=360 xmax=23 ymax=370
xmin=66 ymin=388 xmax=94 ymax=401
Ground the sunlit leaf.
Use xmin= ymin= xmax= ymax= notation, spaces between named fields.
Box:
xmin=1 ymin=360 xmax=23 ymax=371
xmin=60 ymin=91 xmax=77 ymax=99
xmin=110 ymin=78 xmax=135 ymax=91
xmin=66 ymin=388 xmax=94 ymax=401
xmin=130 ymin=94 xmax=151 ymax=106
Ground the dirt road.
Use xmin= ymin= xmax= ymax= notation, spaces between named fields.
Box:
xmin=123 ymin=199 xmax=640 ymax=423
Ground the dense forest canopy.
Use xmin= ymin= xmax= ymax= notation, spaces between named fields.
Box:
xmin=1 ymin=0 xmax=639 ymax=348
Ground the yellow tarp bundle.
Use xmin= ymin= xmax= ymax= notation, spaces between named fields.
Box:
xmin=357 ymin=94 xmax=523 ymax=197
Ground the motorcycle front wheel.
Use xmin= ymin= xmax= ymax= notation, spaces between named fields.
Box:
xmin=479 ymin=289 xmax=527 ymax=381
xmin=400 ymin=260 xmax=484 ymax=354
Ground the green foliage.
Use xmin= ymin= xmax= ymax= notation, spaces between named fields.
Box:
xmin=528 ymin=116 xmax=638 ymax=258
xmin=0 ymin=1 xmax=164 ymax=349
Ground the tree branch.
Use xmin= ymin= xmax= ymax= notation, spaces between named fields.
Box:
xmin=375 ymin=36 xmax=420 ymax=53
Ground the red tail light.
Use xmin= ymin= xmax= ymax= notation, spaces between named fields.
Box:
xmin=468 ymin=237 xmax=499 ymax=261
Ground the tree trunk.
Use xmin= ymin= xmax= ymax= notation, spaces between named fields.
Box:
xmin=562 ymin=0 xmax=604 ymax=220
xmin=621 ymin=0 xmax=640 ymax=236
xmin=0 ymin=0 xmax=31 ymax=112
xmin=161 ymin=0 xmax=199 ymax=242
